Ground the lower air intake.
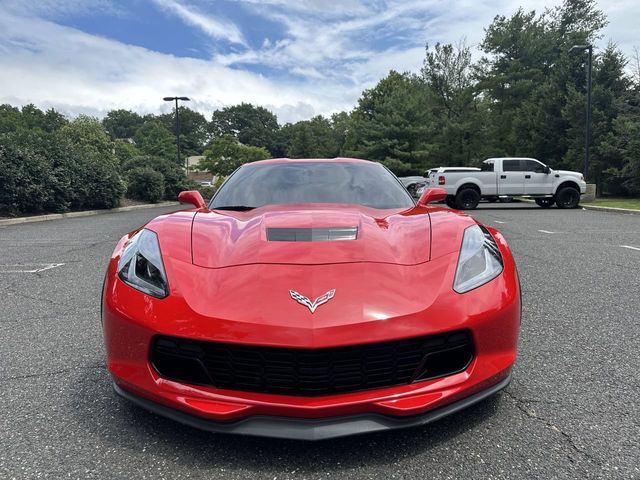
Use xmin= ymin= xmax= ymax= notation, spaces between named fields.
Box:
xmin=151 ymin=330 xmax=474 ymax=396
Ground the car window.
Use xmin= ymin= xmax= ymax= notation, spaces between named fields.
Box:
xmin=522 ymin=160 xmax=546 ymax=173
xmin=481 ymin=162 xmax=494 ymax=172
xmin=211 ymin=162 xmax=415 ymax=209
xmin=502 ymin=160 xmax=521 ymax=172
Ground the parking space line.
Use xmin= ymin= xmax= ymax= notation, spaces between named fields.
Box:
xmin=494 ymin=221 xmax=506 ymax=224
xmin=538 ymin=230 xmax=556 ymax=234
xmin=0 ymin=263 xmax=66 ymax=273
xmin=620 ymin=245 xmax=640 ymax=251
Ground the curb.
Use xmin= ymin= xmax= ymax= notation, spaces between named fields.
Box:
xmin=0 ymin=202 xmax=181 ymax=227
xmin=520 ymin=198 xmax=640 ymax=215
xmin=579 ymin=204 xmax=640 ymax=215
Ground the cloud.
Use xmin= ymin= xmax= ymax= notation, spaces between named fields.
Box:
xmin=0 ymin=0 xmax=637 ymax=125
xmin=151 ymin=0 xmax=246 ymax=45
xmin=0 ymin=12 xmax=350 ymax=123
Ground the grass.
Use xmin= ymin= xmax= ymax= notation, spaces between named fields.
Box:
xmin=582 ymin=197 xmax=640 ymax=210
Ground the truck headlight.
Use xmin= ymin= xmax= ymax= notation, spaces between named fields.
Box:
xmin=117 ymin=229 xmax=169 ymax=298
xmin=453 ymin=225 xmax=503 ymax=293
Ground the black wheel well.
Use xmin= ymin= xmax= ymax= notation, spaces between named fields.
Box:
xmin=557 ymin=181 xmax=580 ymax=193
xmin=456 ymin=183 xmax=481 ymax=196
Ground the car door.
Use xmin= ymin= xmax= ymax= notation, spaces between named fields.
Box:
xmin=522 ymin=160 xmax=553 ymax=195
xmin=497 ymin=160 xmax=525 ymax=195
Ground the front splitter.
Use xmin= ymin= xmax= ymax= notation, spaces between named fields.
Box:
xmin=114 ymin=374 xmax=511 ymax=441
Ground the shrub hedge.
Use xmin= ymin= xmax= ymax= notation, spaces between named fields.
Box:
xmin=126 ymin=168 xmax=165 ymax=203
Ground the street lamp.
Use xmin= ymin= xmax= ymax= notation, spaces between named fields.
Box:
xmin=568 ymin=44 xmax=592 ymax=180
xmin=163 ymin=96 xmax=190 ymax=173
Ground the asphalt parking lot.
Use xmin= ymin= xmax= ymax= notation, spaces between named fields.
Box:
xmin=1 ymin=202 xmax=638 ymax=479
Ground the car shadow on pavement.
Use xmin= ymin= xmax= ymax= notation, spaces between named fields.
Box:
xmin=72 ymin=368 xmax=505 ymax=474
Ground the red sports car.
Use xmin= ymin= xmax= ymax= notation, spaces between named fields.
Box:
xmin=102 ymin=158 xmax=520 ymax=440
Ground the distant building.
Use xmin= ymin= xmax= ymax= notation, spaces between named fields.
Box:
xmin=186 ymin=156 xmax=213 ymax=183
xmin=187 ymin=156 xmax=204 ymax=169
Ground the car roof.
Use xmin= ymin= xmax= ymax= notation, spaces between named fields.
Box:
xmin=485 ymin=157 xmax=540 ymax=162
xmin=244 ymin=157 xmax=375 ymax=166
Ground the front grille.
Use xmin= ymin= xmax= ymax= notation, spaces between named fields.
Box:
xmin=151 ymin=330 xmax=473 ymax=396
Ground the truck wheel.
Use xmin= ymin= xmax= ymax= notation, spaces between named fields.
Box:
xmin=535 ymin=198 xmax=555 ymax=208
xmin=455 ymin=188 xmax=480 ymax=210
xmin=555 ymin=187 xmax=580 ymax=209
xmin=445 ymin=196 xmax=457 ymax=209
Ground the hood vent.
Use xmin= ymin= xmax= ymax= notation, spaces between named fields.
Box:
xmin=267 ymin=227 xmax=358 ymax=242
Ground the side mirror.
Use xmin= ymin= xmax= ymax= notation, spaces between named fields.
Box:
xmin=544 ymin=165 xmax=551 ymax=174
xmin=178 ymin=190 xmax=206 ymax=209
xmin=417 ymin=187 xmax=447 ymax=206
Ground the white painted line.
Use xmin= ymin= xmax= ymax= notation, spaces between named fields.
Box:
xmin=620 ymin=245 xmax=640 ymax=251
xmin=494 ymin=221 xmax=506 ymax=224
xmin=0 ymin=263 xmax=66 ymax=273
xmin=538 ymin=230 xmax=556 ymax=234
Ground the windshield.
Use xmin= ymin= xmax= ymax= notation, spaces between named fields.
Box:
xmin=210 ymin=161 xmax=415 ymax=210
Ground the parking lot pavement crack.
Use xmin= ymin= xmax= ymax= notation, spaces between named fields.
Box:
xmin=503 ymin=390 xmax=603 ymax=469
xmin=7 ymin=290 xmax=72 ymax=308
xmin=0 ymin=364 xmax=106 ymax=383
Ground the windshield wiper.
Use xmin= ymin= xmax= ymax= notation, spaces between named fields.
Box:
xmin=213 ymin=205 xmax=256 ymax=211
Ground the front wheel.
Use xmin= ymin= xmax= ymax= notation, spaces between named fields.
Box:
xmin=455 ymin=188 xmax=480 ymax=210
xmin=535 ymin=198 xmax=555 ymax=208
xmin=555 ymin=188 xmax=580 ymax=209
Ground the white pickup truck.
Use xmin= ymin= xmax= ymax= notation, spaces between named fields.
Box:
xmin=427 ymin=157 xmax=587 ymax=210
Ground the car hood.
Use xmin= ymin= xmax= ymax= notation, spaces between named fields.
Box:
xmin=554 ymin=169 xmax=583 ymax=179
xmin=190 ymin=203 xmax=431 ymax=268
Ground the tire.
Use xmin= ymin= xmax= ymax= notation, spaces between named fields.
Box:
xmin=555 ymin=187 xmax=580 ymax=209
xmin=535 ymin=198 xmax=555 ymax=208
xmin=455 ymin=188 xmax=480 ymax=210
xmin=445 ymin=196 xmax=457 ymax=209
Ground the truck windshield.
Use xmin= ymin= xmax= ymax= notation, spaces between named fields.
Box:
xmin=211 ymin=162 xmax=415 ymax=210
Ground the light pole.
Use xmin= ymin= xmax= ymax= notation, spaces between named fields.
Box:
xmin=163 ymin=96 xmax=190 ymax=173
xmin=568 ymin=45 xmax=592 ymax=180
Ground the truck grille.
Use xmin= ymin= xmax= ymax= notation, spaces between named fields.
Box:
xmin=151 ymin=330 xmax=473 ymax=396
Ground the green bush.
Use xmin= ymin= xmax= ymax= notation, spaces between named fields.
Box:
xmin=197 ymin=185 xmax=216 ymax=202
xmin=123 ymin=156 xmax=190 ymax=200
xmin=126 ymin=167 xmax=165 ymax=203
xmin=0 ymin=129 xmax=124 ymax=215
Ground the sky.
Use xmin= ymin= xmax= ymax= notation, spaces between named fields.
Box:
xmin=0 ymin=0 xmax=637 ymax=124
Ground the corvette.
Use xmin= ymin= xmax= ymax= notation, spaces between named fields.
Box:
xmin=102 ymin=158 xmax=520 ymax=440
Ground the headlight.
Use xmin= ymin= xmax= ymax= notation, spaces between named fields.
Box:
xmin=453 ymin=224 xmax=503 ymax=293
xmin=117 ymin=229 xmax=169 ymax=298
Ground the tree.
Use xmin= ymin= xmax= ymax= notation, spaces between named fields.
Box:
xmin=133 ymin=120 xmax=176 ymax=160
xmin=158 ymin=106 xmax=209 ymax=156
xmin=59 ymin=116 xmax=124 ymax=209
xmin=198 ymin=135 xmax=270 ymax=176
xmin=0 ymin=104 xmax=67 ymax=134
xmin=284 ymin=115 xmax=342 ymax=158
xmin=476 ymin=0 xmax=608 ymax=172
xmin=342 ymin=71 xmax=434 ymax=175
xmin=421 ymin=41 xmax=488 ymax=165
xmin=563 ymin=44 xmax=630 ymax=189
xmin=102 ymin=109 xmax=144 ymax=139
xmin=60 ymin=115 xmax=116 ymax=165
xmin=210 ymin=103 xmax=281 ymax=155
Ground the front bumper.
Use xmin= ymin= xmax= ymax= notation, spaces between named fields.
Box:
xmin=114 ymin=373 xmax=511 ymax=441
xmin=103 ymin=227 xmax=520 ymax=438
